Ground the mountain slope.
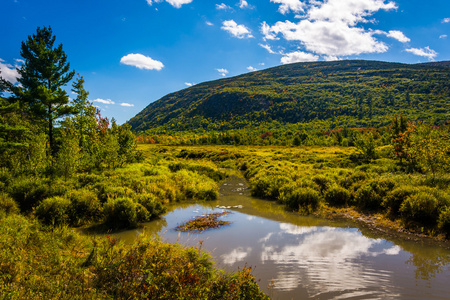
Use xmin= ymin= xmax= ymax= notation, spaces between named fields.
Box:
xmin=128 ymin=60 xmax=450 ymax=131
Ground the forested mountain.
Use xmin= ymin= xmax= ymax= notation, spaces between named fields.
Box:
xmin=128 ymin=60 xmax=450 ymax=131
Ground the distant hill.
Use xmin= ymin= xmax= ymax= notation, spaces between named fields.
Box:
xmin=128 ymin=60 xmax=450 ymax=132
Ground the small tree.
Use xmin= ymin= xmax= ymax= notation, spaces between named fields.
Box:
xmin=390 ymin=113 xmax=413 ymax=165
xmin=355 ymin=131 xmax=377 ymax=161
xmin=410 ymin=122 xmax=450 ymax=181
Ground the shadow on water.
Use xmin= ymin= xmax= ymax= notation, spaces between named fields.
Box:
xmin=109 ymin=175 xmax=450 ymax=300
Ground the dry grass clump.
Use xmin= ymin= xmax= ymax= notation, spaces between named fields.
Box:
xmin=175 ymin=211 xmax=231 ymax=232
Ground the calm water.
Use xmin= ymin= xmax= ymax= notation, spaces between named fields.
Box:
xmin=113 ymin=176 xmax=450 ymax=300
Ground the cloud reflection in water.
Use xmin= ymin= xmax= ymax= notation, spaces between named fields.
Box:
xmin=257 ymin=223 xmax=401 ymax=297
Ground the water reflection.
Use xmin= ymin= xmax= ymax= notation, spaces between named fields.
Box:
xmin=110 ymin=176 xmax=450 ymax=300
xmin=258 ymin=224 xmax=400 ymax=298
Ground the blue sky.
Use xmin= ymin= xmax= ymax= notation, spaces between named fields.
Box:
xmin=1 ymin=0 xmax=449 ymax=124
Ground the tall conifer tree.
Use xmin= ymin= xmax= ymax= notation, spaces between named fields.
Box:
xmin=13 ymin=26 xmax=75 ymax=154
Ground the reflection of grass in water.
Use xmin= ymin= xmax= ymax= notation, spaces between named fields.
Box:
xmin=175 ymin=211 xmax=231 ymax=232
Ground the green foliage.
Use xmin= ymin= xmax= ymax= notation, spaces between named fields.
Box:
xmin=7 ymin=177 xmax=51 ymax=211
xmin=103 ymin=197 xmax=139 ymax=229
xmin=12 ymin=26 xmax=75 ymax=154
xmin=324 ymin=184 xmax=351 ymax=206
xmin=66 ymin=189 xmax=102 ymax=226
xmin=0 ymin=192 xmax=19 ymax=214
xmin=35 ymin=196 xmax=71 ymax=226
xmin=136 ymin=194 xmax=166 ymax=219
xmin=383 ymin=186 xmax=418 ymax=217
xmin=354 ymin=132 xmax=377 ymax=161
xmin=410 ymin=122 xmax=450 ymax=180
xmin=400 ymin=191 xmax=440 ymax=226
xmin=355 ymin=178 xmax=396 ymax=211
xmin=438 ymin=207 xmax=450 ymax=237
xmin=280 ymin=187 xmax=321 ymax=213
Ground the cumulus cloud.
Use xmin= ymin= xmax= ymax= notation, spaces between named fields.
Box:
xmin=216 ymin=68 xmax=229 ymax=76
xmin=259 ymin=43 xmax=277 ymax=54
xmin=93 ymin=98 xmax=115 ymax=105
xmin=221 ymin=20 xmax=253 ymax=38
xmin=386 ymin=30 xmax=410 ymax=43
xmin=405 ymin=46 xmax=438 ymax=60
xmin=0 ymin=58 xmax=20 ymax=84
xmin=247 ymin=66 xmax=257 ymax=71
xmin=185 ymin=82 xmax=194 ymax=86
xmin=120 ymin=53 xmax=164 ymax=70
xmin=442 ymin=18 xmax=450 ymax=23
xmin=261 ymin=21 xmax=279 ymax=40
xmin=216 ymin=3 xmax=232 ymax=10
xmin=281 ymin=50 xmax=319 ymax=64
xmin=205 ymin=21 xmax=214 ymax=26
xmin=439 ymin=34 xmax=447 ymax=39
xmin=146 ymin=0 xmax=192 ymax=8
xmin=238 ymin=0 xmax=249 ymax=9
xmin=120 ymin=103 xmax=134 ymax=107
xmin=262 ymin=0 xmax=398 ymax=58
xmin=271 ymin=0 xmax=305 ymax=15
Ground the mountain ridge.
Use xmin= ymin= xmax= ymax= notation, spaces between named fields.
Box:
xmin=128 ymin=60 xmax=450 ymax=132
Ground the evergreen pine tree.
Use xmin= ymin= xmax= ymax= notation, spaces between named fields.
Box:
xmin=11 ymin=26 xmax=75 ymax=155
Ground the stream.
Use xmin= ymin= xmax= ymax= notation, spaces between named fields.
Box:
xmin=112 ymin=176 xmax=450 ymax=300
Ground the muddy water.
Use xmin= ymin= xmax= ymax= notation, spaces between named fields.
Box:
xmin=113 ymin=176 xmax=450 ymax=300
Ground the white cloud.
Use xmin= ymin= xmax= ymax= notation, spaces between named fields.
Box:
xmin=146 ymin=0 xmax=192 ymax=8
xmin=442 ymin=18 xmax=450 ymax=23
xmin=263 ymin=0 xmax=398 ymax=58
xmin=185 ymin=82 xmax=194 ymax=86
xmin=258 ymin=43 xmax=277 ymax=54
xmin=93 ymin=98 xmax=115 ymax=105
xmin=216 ymin=3 xmax=232 ymax=10
xmin=386 ymin=30 xmax=410 ymax=43
xmin=439 ymin=34 xmax=447 ymax=39
xmin=205 ymin=21 xmax=214 ymax=26
xmin=0 ymin=58 xmax=21 ymax=84
xmin=271 ymin=0 xmax=305 ymax=15
xmin=405 ymin=46 xmax=438 ymax=60
xmin=306 ymin=0 xmax=397 ymax=26
xmin=216 ymin=68 xmax=229 ymax=76
xmin=120 ymin=53 xmax=164 ymax=70
xmin=261 ymin=21 xmax=279 ymax=40
xmin=238 ymin=0 xmax=253 ymax=9
xmin=281 ymin=50 xmax=319 ymax=64
xmin=221 ymin=20 xmax=253 ymax=39
xmin=120 ymin=103 xmax=134 ymax=107
xmin=247 ymin=66 xmax=257 ymax=72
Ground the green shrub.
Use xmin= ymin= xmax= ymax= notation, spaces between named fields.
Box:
xmin=400 ymin=192 xmax=439 ymax=226
xmin=103 ymin=197 xmax=138 ymax=229
xmin=355 ymin=178 xmax=396 ymax=211
xmin=280 ymin=187 xmax=321 ymax=213
xmin=0 ymin=192 xmax=19 ymax=214
xmin=438 ymin=206 xmax=450 ymax=237
xmin=137 ymin=194 xmax=166 ymax=219
xmin=325 ymin=184 xmax=351 ymax=206
xmin=67 ymin=189 xmax=102 ymax=226
xmin=7 ymin=177 xmax=51 ymax=211
xmin=94 ymin=182 xmax=136 ymax=203
xmin=251 ymin=173 xmax=291 ymax=200
xmin=383 ymin=186 xmax=418 ymax=217
xmin=312 ymin=175 xmax=332 ymax=194
xmin=35 ymin=196 xmax=71 ymax=226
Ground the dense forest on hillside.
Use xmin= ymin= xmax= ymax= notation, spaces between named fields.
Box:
xmin=129 ymin=60 xmax=450 ymax=132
